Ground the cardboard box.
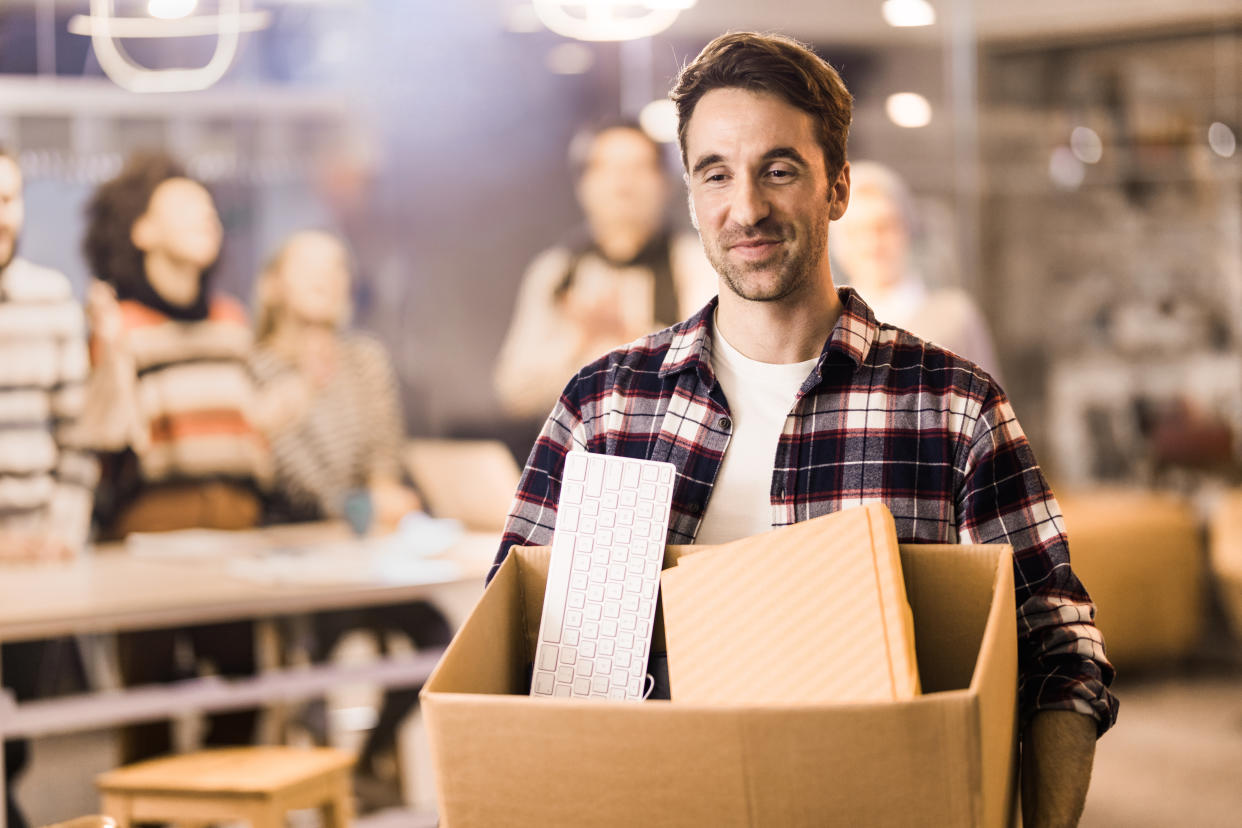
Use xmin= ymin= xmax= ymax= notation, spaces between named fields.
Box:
xmin=421 ymin=542 xmax=1017 ymax=827
xmin=1059 ymin=488 xmax=1203 ymax=666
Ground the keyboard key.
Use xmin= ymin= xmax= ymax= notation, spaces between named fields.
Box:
xmin=580 ymin=640 xmax=596 ymax=658
xmin=579 ymin=660 xmax=594 ymax=677
xmin=555 ymin=684 xmax=571 ymax=697
xmin=571 ymin=571 xmax=588 ymax=590
xmin=621 ymin=593 xmax=639 ymax=612
xmin=600 ymin=512 xmax=615 ymax=529
xmin=582 ymin=621 xmax=599 ymax=640
xmin=587 ymin=584 xmax=604 ymax=602
xmin=646 ymin=560 xmax=660 ymax=579
xmin=564 ymin=628 xmax=579 ymax=646
xmin=586 ymin=458 xmax=604 ymax=497
xmin=631 ymin=660 xmax=645 ymax=678
xmin=575 ymin=536 xmax=593 ymax=554
xmin=563 ymin=482 xmax=584 ymax=504
xmin=642 ymin=581 xmax=655 ymax=599
xmin=538 ymin=645 xmax=558 ymax=670
xmin=609 ymin=688 xmax=626 ymax=700
xmin=613 ymin=669 xmax=629 ymax=686
xmin=572 ymin=556 xmax=589 ymax=572
xmin=629 ymin=677 xmax=643 ymax=697
xmin=613 ymin=547 xmax=629 ymax=563
xmin=620 ymin=613 xmax=636 ymax=631
xmin=615 ymin=650 xmax=631 ymax=668
xmin=637 ymin=502 xmax=653 ymax=519
xmin=565 ymin=453 xmax=588 ymax=480
xmin=568 ymin=591 xmax=585 ymax=609
xmin=573 ymin=677 xmax=591 ymax=696
xmin=621 ymin=490 xmax=637 ymax=507
xmin=639 ymin=483 xmax=655 ymax=500
xmin=597 ymin=657 xmax=612 ymax=674
xmin=602 ymin=619 xmax=618 ymax=637
xmin=560 ymin=506 xmax=580 ymax=532
xmin=615 ymin=527 xmax=631 ymax=544
xmin=609 ymin=563 xmax=626 ymax=581
xmin=598 ymin=639 xmax=615 ymax=657
xmin=585 ymin=604 xmax=602 ymax=621
xmin=584 ymin=499 xmax=599 ymax=517
xmin=592 ymin=675 xmax=609 ymax=694
xmin=657 ymin=485 xmax=669 ymax=503
xmin=605 ymin=461 xmax=622 ymax=490
xmin=642 ymin=464 xmax=659 ymax=481
xmin=603 ymin=492 xmax=618 ymax=509
xmin=623 ymin=462 xmax=640 ymax=488
xmin=559 ymin=646 xmax=577 ymax=665
xmin=533 ymin=671 xmax=554 ymax=695
xmin=565 ymin=610 xmax=582 ymax=628
xmin=605 ymin=582 xmax=622 ymax=600
xmin=639 ymin=598 xmax=652 ymax=616
xmin=658 ymin=465 xmax=672 ymax=484
xmin=592 ymin=548 xmax=610 ymax=566
xmin=628 ymin=557 xmax=644 ymax=574
xmin=556 ymin=666 xmax=573 ymax=684
xmin=603 ymin=601 xmax=620 ymax=619
xmin=590 ymin=566 xmax=606 ymax=583
xmin=619 ymin=631 xmax=634 ymax=650
xmin=581 ymin=517 xmax=597 ymax=533
xmin=648 ymin=541 xmax=663 ymax=559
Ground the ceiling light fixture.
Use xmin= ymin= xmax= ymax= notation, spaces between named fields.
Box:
xmin=68 ymin=0 xmax=271 ymax=93
xmin=882 ymin=0 xmax=936 ymax=28
xmin=532 ymin=0 xmax=697 ymax=42
xmin=885 ymin=92 xmax=932 ymax=128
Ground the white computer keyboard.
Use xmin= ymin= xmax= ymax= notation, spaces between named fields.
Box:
xmin=530 ymin=451 xmax=676 ymax=700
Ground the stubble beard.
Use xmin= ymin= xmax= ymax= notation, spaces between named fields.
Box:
xmin=707 ymin=210 xmax=829 ymax=304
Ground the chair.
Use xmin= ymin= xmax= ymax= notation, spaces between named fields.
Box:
xmin=404 ymin=438 xmax=521 ymax=532
xmin=96 ymin=746 xmax=354 ymax=828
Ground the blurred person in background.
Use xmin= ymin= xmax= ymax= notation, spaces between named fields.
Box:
xmin=0 ymin=148 xmax=94 ymax=828
xmin=831 ymin=160 xmax=1002 ymax=379
xmin=250 ymin=229 xmax=450 ymax=806
xmin=79 ymin=152 xmax=267 ymax=763
xmin=494 ymin=120 xmax=716 ymax=429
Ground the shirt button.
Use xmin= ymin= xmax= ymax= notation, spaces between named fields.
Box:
xmin=718 ymin=417 xmax=732 ymax=430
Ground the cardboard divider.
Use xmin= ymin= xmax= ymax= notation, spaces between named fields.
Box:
xmin=422 ymin=542 xmax=1018 ymax=827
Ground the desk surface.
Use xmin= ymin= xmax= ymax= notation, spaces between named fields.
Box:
xmin=0 ymin=523 xmax=497 ymax=643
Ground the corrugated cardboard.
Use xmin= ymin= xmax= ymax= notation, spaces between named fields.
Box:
xmin=1209 ymin=488 xmax=1242 ymax=642
xmin=1059 ymin=488 xmax=1203 ymax=666
xmin=421 ymin=542 xmax=1018 ymax=827
xmin=660 ymin=503 xmax=919 ymax=704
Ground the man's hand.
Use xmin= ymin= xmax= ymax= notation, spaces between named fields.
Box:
xmin=1022 ymin=709 xmax=1098 ymax=828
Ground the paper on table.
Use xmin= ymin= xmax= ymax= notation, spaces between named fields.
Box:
xmin=660 ymin=502 xmax=920 ymax=705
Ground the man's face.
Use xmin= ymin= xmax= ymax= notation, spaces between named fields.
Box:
xmin=684 ymin=88 xmax=847 ymax=304
xmin=577 ymin=127 xmax=668 ymax=238
xmin=0 ymin=156 xmax=24 ymax=271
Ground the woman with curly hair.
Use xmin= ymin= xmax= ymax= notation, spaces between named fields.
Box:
xmin=79 ymin=151 xmax=268 ymax=763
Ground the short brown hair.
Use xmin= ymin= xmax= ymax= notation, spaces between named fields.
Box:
xmin=671 ymin=32 xmax=853 ymax=178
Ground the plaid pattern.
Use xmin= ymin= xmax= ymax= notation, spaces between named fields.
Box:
xmin=494 ymin=287 xmax=1118 ymax=734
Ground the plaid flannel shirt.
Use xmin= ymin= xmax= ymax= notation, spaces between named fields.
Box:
xmin=493 ymin=287 xmax=1118 ymax=735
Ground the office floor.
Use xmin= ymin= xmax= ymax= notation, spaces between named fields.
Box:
xmin=15 ymin=654 xmax=1242 ymax=826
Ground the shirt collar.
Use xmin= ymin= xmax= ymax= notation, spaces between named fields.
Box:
xmin=659 ymin=287 xmax=880 ymax=382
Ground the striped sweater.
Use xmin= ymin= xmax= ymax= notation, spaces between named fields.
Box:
xmin=86 ymin=294 xmax=271 ymax=492
xmin=0 ymin=258 xmax=96 ymax=547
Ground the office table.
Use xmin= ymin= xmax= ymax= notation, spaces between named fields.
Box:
xmin=0 ymin=523 xmax=498 ymax=827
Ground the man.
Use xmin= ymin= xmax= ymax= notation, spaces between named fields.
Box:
xmin=493 ymin=32 xmax=1117 ymax=827
xmin=0 ymin=148 xmax=95 ymax=828
xmin=494 ymin=120 xmax=716 ymax=422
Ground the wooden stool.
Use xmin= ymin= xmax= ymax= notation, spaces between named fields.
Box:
xmin=97 ymin=746 xmax=354 ymax=828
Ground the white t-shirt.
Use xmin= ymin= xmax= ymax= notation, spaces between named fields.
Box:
xmin=695 ymin=319 xmax=818 ymax=545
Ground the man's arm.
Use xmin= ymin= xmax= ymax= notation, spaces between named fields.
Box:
xmin=1021 ymin=710 xmax=1098 ymax=828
